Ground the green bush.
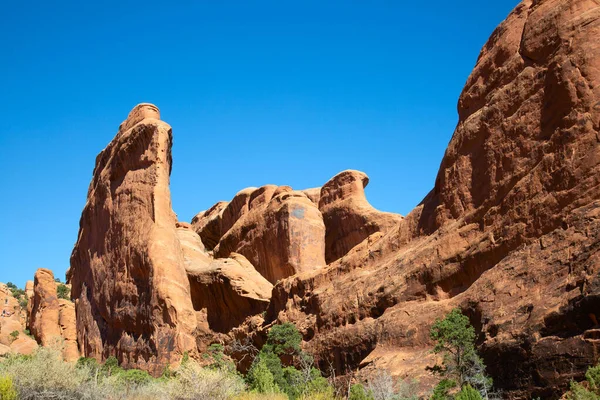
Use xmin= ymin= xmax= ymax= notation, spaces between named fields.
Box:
xmin=267 ymin=322 xmax=302 ymax=356
xmin=455 ymin=384 xmax=483 ymax=400
xmin=431 ymin=379 xmax=456 ymax=400
xmin=567 ymin=363 xmax=600 ymax=399
xmin=0 ymin=375 xmax=17 ymax=400
xmin=430 ymin=309 xmax=493 ymax=399
xmin=117 ymin=368 xmax=152 ymax=386
xmin=9 ymin=331 xmax=19 ymax=342
xmin=247 ymin=356 xmax=280 ymax=394
xmin=587 ymin=364 xmax=600 ymax=392
xmin=57 ymin=283 xmax=70 ymax=300
xmin=349 ymin=383 xmax=374 ymax=400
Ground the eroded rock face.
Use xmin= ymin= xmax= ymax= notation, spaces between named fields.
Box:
xmin=27 ymin=269 xmax=79 ymax=360
xmin=29 ymin=268 xmax=60 ymax=347
xmin=68 ymin=104 xmax=196 ymax=375
xmin=214 ymin=187 xmax=327 ymax=284
xmin=266 ymin=1 xmax=600 ymax=398
xmin=319 ymin=170 xmax=403 ymax=263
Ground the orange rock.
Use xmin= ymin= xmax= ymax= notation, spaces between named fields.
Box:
xmin=68 ymin=104 xmax=196 ymax=375
xmin=29 ymin=269 xmax=60 ymax=347
xmin=191 ymin=201 xmax=228 ymax=250
xmin=267 ymin=1 xmax=600 ymax=397
xmin=318 ymin=170 xmax=403 ymax=263
xmin=215 ymin=187 xmax=326 ymax=283
xmin=58 ymin=299 xmax=79 ymax=362
xmin=9 ymin=336 xmax=38 ymax=355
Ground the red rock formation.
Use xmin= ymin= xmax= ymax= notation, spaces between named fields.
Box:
xmin=318 ymin=170 xmax=403 ymax=263
xmin=59 ymin=299 xmax=79 ymax=362
xmin=191 ymin=201 xmax=228 ymax=250
xmin=0 ymin=283 xmax=38 ymax=355
xmin=266 ymin=1 xmax=600 ymax=398
xmin=29 ymin=268 xmax=60 ymax=346
xmin=27 ymin=269 xmax=79 ymax=361
xmin=68 ymin=104 xmax=196 ymax=375
xmin=176 ymin=222 xmax=273 ymax=333
xmin=215 ymin=187 xmax=327 ymax=284
xmin=65 ymin=1 xmax=599 ymax=396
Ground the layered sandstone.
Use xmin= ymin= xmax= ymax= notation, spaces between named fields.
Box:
xmin=68 ymin=104 xmax=196 ymax=374
xmin=319 ymin=170 xmax=403 ymax=263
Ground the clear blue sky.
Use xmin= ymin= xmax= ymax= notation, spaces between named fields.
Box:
xmin=0 ymin=1 xmax=519 ymax=287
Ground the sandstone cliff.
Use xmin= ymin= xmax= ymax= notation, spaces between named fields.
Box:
xmin=65 ymin=0 xmax=600 ymax=397
xmin=266 ymin=1 xmax=600 ymax=398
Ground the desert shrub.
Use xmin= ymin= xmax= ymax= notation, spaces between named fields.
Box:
xmin=0 ymin=375 xmax=17 ymax=400
xmin=248 ymin=324 xmax=335 ymax=399
xmin=166 ymin=358 xmax=245 ymax=400
xmin=431 ymin=379 xmax=456 ymax=400
xmin=234 ymin=393 xmax=288 ymax=400
xmin=0 ymin=346 xmax=91 ymax=399
xmin=18 ymin=296 xmax=28 ymax=309
xmin=117 ymin=369 xmax=153 ymax=386
xmin=455 ymin=384 xmax=483 ymax=400
xmin=247 ymin=355 xmax=280 ymax=394
xmin=587 ymin=364 xmax=600 ymax=392
xmin=566 ymin=363 xmax=600 ymax=400
xmin=367 ymin=369 xmax=396 ymax=400
xmin=57 ymin=283 xmax=70 ymax=300
xmin=203 ymin=343 xmax=235 ymax=371
xmin=350 ymin=383 xmax=374 ymax=400
xmin=9 ymin=331 xmax=19 ymax=342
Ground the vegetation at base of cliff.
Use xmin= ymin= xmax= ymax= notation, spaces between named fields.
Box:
xmin=429 ymin=309 xmax=494 ymax=400
xmin=565 ymin=363 xmax=600 ymax=399
xmin=0 ymin=322 xmax=426 ymax=399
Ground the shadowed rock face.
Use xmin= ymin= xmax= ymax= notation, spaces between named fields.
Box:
xmin=68 ymin=104 xmax=196 ymax=375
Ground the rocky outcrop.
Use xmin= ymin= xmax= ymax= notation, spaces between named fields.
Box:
xmin=176 ymin=223 xmax=272 ymax=333
xmin=318 ymin=170 xmax=403 ymax=263
xmin=0 ymin=283 xmax=38 ymax=355
xmin=27 ymin=269 xmax=79 ymax=361
xmin=214 ymin=186 xmax=327 ymax=284
xmin=68 ymin=104 xmax=196 ymax=375
xmin=63 ymin=0 xmax=599 ymax=396
xmin=191 ymin=201 xmax=228 ymax=250
xmin=59 ymin=299 xmax=79 ymax=362
xmin=266 ymin=1 xmax=600 ymax=398
xmin=29 ymin=269 xmax=61 ymax=346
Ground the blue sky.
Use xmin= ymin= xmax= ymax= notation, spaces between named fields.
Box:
xmin=0 ymin=1 xmax=519 ymax=287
